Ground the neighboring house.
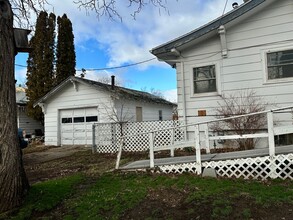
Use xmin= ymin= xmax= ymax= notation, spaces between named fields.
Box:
xmin=34 ymin=76 xmax=176 ymax=146
xmin=151 ymin=0 xmax=293 ymax=145
xmin=16 ymin=87 xmax=44 ymax=136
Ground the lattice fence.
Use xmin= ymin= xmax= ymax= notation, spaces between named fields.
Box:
xmin=94 ymin=120 xmax=184 ymax=153
xmin=158 ymin=154 xmax=293 ymax=180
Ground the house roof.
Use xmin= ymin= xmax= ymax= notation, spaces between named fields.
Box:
xmin=150 ymin=0 xmax=267 ymax=60
xmin=16 ymin=87 xmax=27 ymax=105
xmin=34 ymin=76 xmax=176 ymax=107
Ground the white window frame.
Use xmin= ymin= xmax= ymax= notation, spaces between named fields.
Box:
xmin=262 ymin=46 xmax=293 ymax=84
xmin=190 ymin=62 xmax=221 ymax=98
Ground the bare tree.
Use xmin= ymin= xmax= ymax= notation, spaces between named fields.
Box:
xmin=141 ymin=86 xmax=165 ymax=99
xmin=97 ymin=76 xmax=123 ymax=86
xmin=0 ymin=0 xmax=168 ymax=212
xmin=101 ymin=99 xmax=134 ymax=148
xmin=74 ymin=0 xmax=168 ymax=20
xmin=212 ymin=90 xmax=268 ymax=150
xmin=103 ymin=102 xmax=133 ymax=124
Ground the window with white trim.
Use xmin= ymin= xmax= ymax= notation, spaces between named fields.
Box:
xmin=193 ymin=65 xmax=217 ymax=94
xmin=267 ymin=49 xmax=293 ymax=80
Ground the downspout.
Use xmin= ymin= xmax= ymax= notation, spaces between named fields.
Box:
xmin=157 ymin=48 xmax=187 ymax=141
xmin=180 ymin=61 xmax=188 ymax=141
xmin=169 ymin=48 xmax=187 ymax=140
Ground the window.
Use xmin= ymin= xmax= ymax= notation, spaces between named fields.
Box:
xmin=86 ymin=116 xmax=98 ymax=122
xmin=62 ymin=118 xmax=72 ymax=124
xmin=267 ymin=49 xmax=293 ymax=80
xmin=73 ymin=117 xmax=85 ymax=123
xmin=193 ymin=65 xmax=216 ymax=94
xmin=136 ymin=107 xmax=142 ymax=122
xmin=159 ymin=110 xmax=163 ymax=121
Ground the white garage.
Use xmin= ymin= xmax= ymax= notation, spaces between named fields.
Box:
xmin=60 ymin=107 xmax=98 ymax=146
xmin=34 ymin=76 xmax=175 ymax=146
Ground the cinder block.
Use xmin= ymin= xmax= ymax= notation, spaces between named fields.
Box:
xmin=202 ymin=167 xmax=217 ymax=178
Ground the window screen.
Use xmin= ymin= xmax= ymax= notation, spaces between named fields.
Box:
xmin=193 ymin=65 xmax=216 ymax=93
xmin=267 ymin=50 xmax=293 ymax=80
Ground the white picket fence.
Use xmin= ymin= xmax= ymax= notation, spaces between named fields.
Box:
xmin=92 ymin=120 xmax=185 ymax=153
xmin=115 ymin=106 xmax=293 ymax=180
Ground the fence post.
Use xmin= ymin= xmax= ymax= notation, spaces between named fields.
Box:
xmin=267 ymin=111 xmax=277 ymax=179
xmin=203 ymin=123 xmax=210 ymax=154
xmin=92 ymin=124 xmax=97 ymax=153
xmin=195 ymin=125 xmax=202 ymax=175
xmin=267 ymin=111 xmax=275 ymax=157
xmin=149 ymin=132 xmax=155 ymax=168
xmin=170 ymin=128 xmax=175 ymax=157
xmin=115 ymin=137 xmax=124 ymax=169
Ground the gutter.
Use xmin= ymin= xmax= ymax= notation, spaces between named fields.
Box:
xmin=150 ymin=0 xmax=266 ymax=56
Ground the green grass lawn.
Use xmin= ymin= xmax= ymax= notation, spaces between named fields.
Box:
xmin=4 ymin=172 xmax=293 ymax=220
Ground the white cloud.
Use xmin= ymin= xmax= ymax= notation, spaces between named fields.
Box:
xmin=14 ymin=0 xmax=240 ymax=88
xmin=162 ymin=89 xmax=178 ymax=103
xmin=50 ymin=0 xmax=238 ymax=68
xmin=15 ymin=68 xmax=27 ymax=86
xmin=77 ymin=69 xmax=125 ymax=86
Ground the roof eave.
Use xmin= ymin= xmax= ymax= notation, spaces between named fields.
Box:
xmin=150 ymin=0 xmax=266 ymax=57
xmin=33 ymin=76 xmax=75 ymax=107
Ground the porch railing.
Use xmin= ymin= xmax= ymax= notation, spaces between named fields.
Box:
xmin=115 ymin=106 xmax=293 ymax=174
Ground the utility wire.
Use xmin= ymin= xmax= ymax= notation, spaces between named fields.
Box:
xmin=76 ymin=58 xmax=156 ymax=71
xmin=222 ymin=0 xmax=229 ymax=16
xmin=15 ymin=58 xmax=157 ymax=71
xmin=15 ymin=64 xmax=27 ymax=68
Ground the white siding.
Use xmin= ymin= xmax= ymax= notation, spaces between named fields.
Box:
xmin=17 ymin=106 xmax=44 ymax=135
xmin=114 ymin=98 xmax=173 ymax=122
xmin=43 ymin=81 xmax=174 ymax=146
xmin=176 ymin=0 xmax=293 ymax=126
xmin=44 ymin=82 xmax=113 ymax=146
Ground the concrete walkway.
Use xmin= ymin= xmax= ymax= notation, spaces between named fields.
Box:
xmin=120 ymin=145 xmax=293 ymax=170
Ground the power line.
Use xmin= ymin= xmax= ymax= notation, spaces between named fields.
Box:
xmin=15 ymin=58 xmax=157 ymax=71
xmin=15 ymin=64 xmax=27 ymax=68
xmin=76 ymin=58 xmax=156 ymax=71
xmin=222 ymin=0 xmax=229 ymax=16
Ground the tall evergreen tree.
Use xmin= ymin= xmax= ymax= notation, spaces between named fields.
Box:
xmin=0 ymin=0 xmax=165 ymax=212
xmin=56 ymin=14 xmax=76 ymax=84
xmin=26 ymin=12 xmax=56 ymax=122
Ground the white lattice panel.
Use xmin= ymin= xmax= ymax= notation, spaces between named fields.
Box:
xmin=158 ymin=154 xmax=293 ymax=180
xmin=95 ymin=123 xmax=121 ymax=153
xmin=159 ymin=163 xmax=199 ymax=174
xmin=94 ymin=120 xmax=184 ymax=153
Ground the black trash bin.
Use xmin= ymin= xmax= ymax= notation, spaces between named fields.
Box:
xmin=18 ymin=128 xmax=28 ymax=149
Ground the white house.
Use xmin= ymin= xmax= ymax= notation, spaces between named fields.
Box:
xmin=151 ymin=0 xmax=293 ymax=147
xmin=34 ymin=76 xmax=176 ymax=146
xmin=16 ymin=87 xmax=44 ymax=136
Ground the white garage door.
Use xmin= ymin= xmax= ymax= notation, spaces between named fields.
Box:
xmin=60 ymin=107 xmax=98 ymax=146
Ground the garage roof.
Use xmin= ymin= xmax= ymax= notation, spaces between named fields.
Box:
xmin=34 ymin=76 xmax=176 ymax=107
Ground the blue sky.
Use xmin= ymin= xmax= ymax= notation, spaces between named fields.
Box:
xmin=15 ymin=0 xmax=237 ymax=102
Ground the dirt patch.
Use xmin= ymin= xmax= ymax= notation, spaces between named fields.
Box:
xmin=20 ymin=146 xmax=293 ymax=220
xmin=23 ymin=145 xmax=116 ymax=183
xmin=122 ymin=189 xmax=293 ymax=220
xmin=23 ymin=145 xmax=88 ymax=164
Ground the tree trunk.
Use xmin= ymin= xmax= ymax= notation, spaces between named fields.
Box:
xmin=0 ymin=0 xmax=29 ymax=213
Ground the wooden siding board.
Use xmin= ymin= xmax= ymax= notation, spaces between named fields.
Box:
xmin=43 ymin=83 xmax=112 ymax=146
xmin=18 ymin=109 xmax=43 ymax=134
xmin=227 ymin=24 xmax=293 ymax=44
xmin=43 ymin=81 xmax=174 ymax=146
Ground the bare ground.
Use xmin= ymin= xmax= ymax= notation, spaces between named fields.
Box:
xmin=21 ymin=145 xmax=293 ymax=220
